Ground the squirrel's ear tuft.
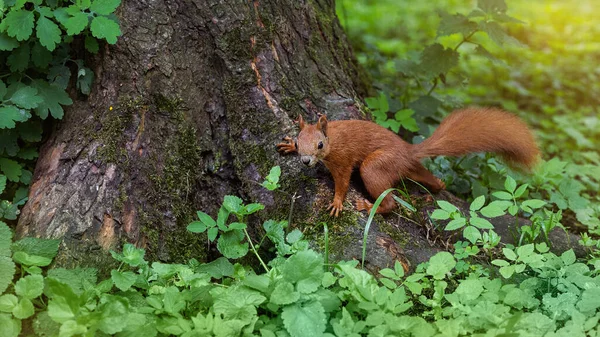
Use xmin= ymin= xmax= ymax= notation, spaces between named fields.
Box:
xmin=298 ymin=115 xmax=305 ymax=130
xmin=317 ymin=115 xmax=328 ymax=136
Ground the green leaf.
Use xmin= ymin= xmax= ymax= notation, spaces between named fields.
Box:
xmin=187 ymin=221 xmax=207 ymax=233
xmin=31 ymin=42 xmax=52 ymax=68
xmin=475 ymin=45 xmax=502 ymax=63
xmin=492 ymin=191 xmax=513 ymax=200
xmin=0 ymin=257 xmax=16 ymax=294
xmin=479 ymin=21 xmax=515 ymax=46
xmin=463 ymin=226 xmax=482 ymax=244
xmin=47 ymin=65 xmax=71 ymax=90
xmin=207 ymin=227 xmax=218 ymax=242
xmin=90 ymin=0 xmax=121 ymax=15
xmin=419 ymin=43 xmax=459 ymax=77
xmin=32 ymin=80 xmax=73 ymax=119
xmin=64 ymin=11 xmax=89 ymax=35
xmin=0 ymin=106 xmax=26 ymax=129
xmin=0 ymin=221 xmax=11 ymax=257
xmin=577 ymin=288 xmax=600 ymax=313
xmin=90 ymin=16 xmax=121 ymax=44
xmin=216 ymin=229 xmax=248 ymax=259
xmin=504 ymin=176 xmax=517 ymax=193
xmin=0 ymin=294 xmax=18 ymax=312
xmin=286 ymin=229 xmax=303 ymax=243
xmin=12 ymin=298 xmax=34 ymax=319
xmin=560 ymin=249 xmax=576 ymax=266
xmin=281 ymin=301 xmax=327 ymax=337
xmin=503 ymin=248 xmax=517 ymax=261
xmin=283 ymin=250 xmax=324 ymax=294
xmin=430 ymin=209 xmax=450 ymax=220
xmin=97 ymin=295 xmax=129 ymax=334
xmin=0 ymin=313 xmax=21 ymax=337
xmin=445 ymin=218 xmax=466 ymax=231
xmin=14 ymin=274 xmax=44 ymax=299
xmin=243 ymin=203 xmax=264 ymax=215
xmin=36 ymin=16 xmax=61 ymax=51
xmin=499 ymin=265 xmax=515 ymax=278
xmin=85 ymin=35 xmax=99 ymax=53
xmin=196 ymin=211 xmax=216 ymax=228
xmin=110 ymin=270 xmax=136 ymax=291
xmin=270 ymin=281 xmax=300 ymax=305
xmin=59 ymin=320 xmax=87 ymax=336
xmin=437 ymin=200 xmax=458 ymax=212
xmin=521 ymin=199 xmax=546 ymax=209
xmin=470 ymin=195 xmax=485 ymax=211
xmin=7 ymin=43 xmax=30 ymax=72
xmin=480 ymin=200 xmax=510 ymax=217
xmin=0 ymin=33 xmax=19 ymax=51
xmin=491 ymin=259 xmax=509 ymax=267
xmin=222 ymin=195 xmax=243 ymax=214
xmin=120 ymin=243 xmax=145 ymax=266
xmin=47 ymin=268 xmax=97 ymax=295
xmin=228 ymin=222 xmax=247 ymax=230
xmin=10 ymin=86 xmax=43 ymax=109
xmin=478 ymin=0 xmax=507 ymax=14
xmin=213 ymin=287 xmax=266 ymax=322
xmin=470 ymin=216 xmax=494 ymax=229
xmin=426 ymin=252 xmax=456 ymax=280
xmin=514 ymin=184 xmax=528 ymax=198
xmin=12 ymin=251 xmax=52 ymax=266
xmin=196 ymin=257 xmax=233 ymax=279
xmin=12 ymin=237 xmax=60 ymax=259
xmin=4 ymin=9 xmax=35 ymax=41
xmin=0 ymin=158 xmax=22 ymax=182
xmin=437 ymin=12 xmax=477 ymax=37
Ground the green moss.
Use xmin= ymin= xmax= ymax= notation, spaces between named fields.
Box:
xmin=53 ymin=238 xmax=120 ymax=280
xmin=94 ymin=97 xmax=142 ymax=164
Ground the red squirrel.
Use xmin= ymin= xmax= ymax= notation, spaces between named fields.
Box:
xmin=277 ymin=107 xmax=539 ymax=216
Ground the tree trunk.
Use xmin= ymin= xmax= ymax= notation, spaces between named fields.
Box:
xmin=16 ymin=0 xmax=383 ymax=268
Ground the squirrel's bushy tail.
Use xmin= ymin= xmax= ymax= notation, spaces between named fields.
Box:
xmin=412 ymin=107 xmax=540 ymax=168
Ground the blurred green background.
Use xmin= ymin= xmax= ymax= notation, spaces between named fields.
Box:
xmin=336 ymin=0 xmax=600 ymax=232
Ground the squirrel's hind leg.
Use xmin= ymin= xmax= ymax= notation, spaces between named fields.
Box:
xmin=357 ymin=151 xmax=398 ymax=214
xmin=406 ymin=163 xmax=445 ymax=192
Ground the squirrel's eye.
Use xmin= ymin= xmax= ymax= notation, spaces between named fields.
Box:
xmin=318 ymin=141 xmax=323 ymax=150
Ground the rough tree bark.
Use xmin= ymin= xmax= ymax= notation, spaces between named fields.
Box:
xmin=16 ymin=0 xmax=446 ymax=272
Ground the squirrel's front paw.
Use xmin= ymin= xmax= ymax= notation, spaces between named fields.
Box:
xmin=355 ymin=199 xmax=373 ymax=213
xmin=276 ymin=136 xmax=297 ymax=154
xmin=327 ymin=199 xmax=344 ymax=217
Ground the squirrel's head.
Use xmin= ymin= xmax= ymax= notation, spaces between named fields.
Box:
xmin=296 ymin=114 xmax=329 ymax=167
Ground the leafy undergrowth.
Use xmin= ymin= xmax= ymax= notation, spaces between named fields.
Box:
xmin=337 ymin=0 xmax=599 ymax=233
xmin=2 ymin=168 xmax=600 ymax=337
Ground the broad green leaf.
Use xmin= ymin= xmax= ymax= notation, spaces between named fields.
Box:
xmin=426 ymin=252 xmax=456 ymax=280
xmin=85 ymin=35 xmax=99 ymax=53
xmin=76 ymin=66 xmax=94 ymax=95
xmin=14 ymin=274 xmax=44 ymax=299
xmin=470 ymin=195 xmax=485 ymax=211
xmin=12 ymin=298 xmax=34 ymax=319
xmin=222 ymin=195 xmax=243 ymax=214
xmin=419 ymin=43 xmax=459 ymax=77
xmin=97 ymin=295 xmax=129 ymax=334
xmin=0 ymin=259 xmax=15 ymax=295
xmin=478 ymin=0 xmax=507 ymax=14
xmin=10 ymin=86 xmax=43 ymax=109
xmin=0 ymin=221 xmax=11 ymax=256
xmin=270 ymin=281 xmax=300 ymax=305
xmin=12 ymin=237 xmax=60 ymax=259
xmin=0 ymin=81 xmax=5 ymax=100
xmin=0 ymin=33 xmax=19 ymax=51
xmin=243 ymin=203 xmax=264 ymax=215
xmin=470 ymin=216 xmax=494 ymax=229
xmin=491 ymin=259 xmax=509 ymax=267
xmin=577 ymin=288 xmax=600 ymax=313
xmin=286 ymin=229 xmax=303 ymax=243
xmin=0 ymin=313 xmax=21 ymax=337
xmin=437 ymin=12 xmax=477 ymax=37
xmin=283 ymin=250 xmax=324 ymax=294
xmin=463 ymin=226 xmax=481 ymax=244
xmin=281 ymin=301 xmax=327 ymax=337
xmin=480 ymin=200 xmax=510 ymax=218
xmin=475 ymin=45 xmax=502 ymax=63
xmin=111 ymin=270 xmax=136 ymax=291
xmin=36 ymin=16 xmax=61 ymax=51
xmin=207 ymin=227 xmax=218 ymax=242
xmin=502 ymin=248 xmax=517 ymax=261
xmin=213 ymin=287 xmax=266 ymax=322
xmin=58 ymin=320 xmax=87 ymax=336
xmin=504 ymin=176 xmax=517 ymax=193
xmin=228 ymin=222 xmax=247 ymax=230
xmin=7 ymin=43 xmax=30 ymax=72
xmin=47 ymin=268 xmax=98 ymax=295
xmin=0 ymin=158 xmax=22 ymax=182
xmin=521 ymin=199 xmax=546 ymax=209
xmin=32 ymin=80 xmax=73 ymax=119
xmin=12 ymin=251 xmax=52 ymax=266
xmin=47 ymin=65 xmax=71 ymax=90
xmin=560 ymin=249 xmax=576 ymax=266
xmin=492 ymin=191 xmax=513 ymax=200
xmin=187 ymin=221 xmax=207 ymax=233
xmin=31 ymin=42 xmax=52 ymax=68
xmin=0 ymin=106 xmax=26 ymax=129
xmin=4 ymin=9 xmax=35 ymax=41
xmin=0 ymin=294 xmax=17 ymax=312
xmin=479 ymin=21 xmax=514 ymax=46
xmin=90 ymin=0 xmax=121 ymax=15
xmin=437 ymin=200 xmax=458 ymax=212
xmin=64 ymin=11 xmax=89 ymax=35
xmin=90 ymin=16 xmax=121 ymax=44
xmin=120 ymin=243 xmax=145 ymax=266
xmin=216 ymin=229 xmax=248 ymax=259
xmin=196 ymin=257 xmax=233 ymax=279
xmin=514 ymin=184 xmax=528 ymax=198
xmin=196 ymin=211 xmax=216 ymax=228
xmin=430 ymin=209 xmax=450 ymax=220
xmin=445 ymin=218 xmax=467 ymax=231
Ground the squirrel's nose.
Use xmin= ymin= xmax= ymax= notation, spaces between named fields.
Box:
xmin=301 ymin=157 xmax=311 ymax=166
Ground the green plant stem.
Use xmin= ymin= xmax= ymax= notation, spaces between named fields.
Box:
xmin=243 ymin=228 xmax=270 ymax=273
